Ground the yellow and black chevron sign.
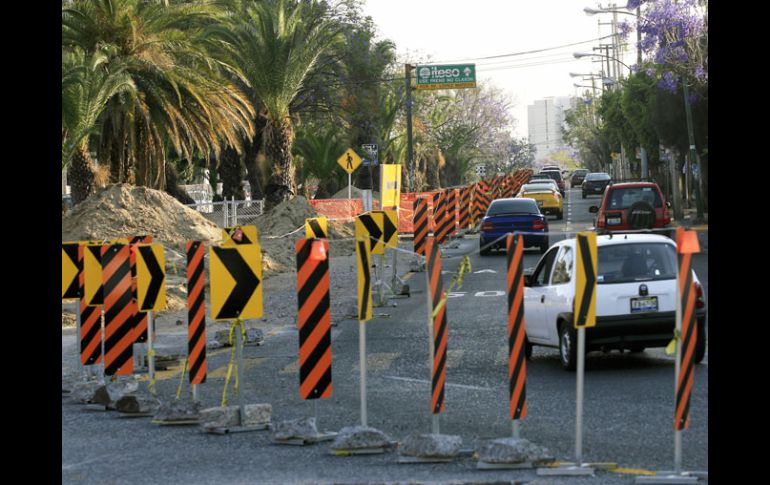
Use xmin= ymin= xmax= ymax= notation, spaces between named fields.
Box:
xmin=222 ymin=225 xmax=259 ymax=247
xmin=210 ymin=243 xmax=263 ymax=320
xmin=62 ymin=242 xmax=81 ymax=300
xmin=305 ymin=217 xmax=328 ymax=239
xmin=83 ymin=244 xmax=104 ymax=307
xmin=136 ymin=244 xmax=167 ymax=311
xmin=382 ymin=210 xmax=398 ymax=248
xmin=356 ymin=236 xmax=372 ymax=321
xmin=574 ymin=232 xmax=597 ymax=328
xmin=356 ymin=211 xmax=384 ymax=255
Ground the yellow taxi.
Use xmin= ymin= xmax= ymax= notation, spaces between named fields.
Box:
xmin=517 ymin=182 xmax=563 ymax=219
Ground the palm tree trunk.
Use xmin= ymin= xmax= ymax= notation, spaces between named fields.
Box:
xmin=220 ymin=147 xmax=244 ymax=200
xmin=69 ymin=143 xmax=95 ymax=205
xmin=264 ymin=117 xmax=296 ymax=208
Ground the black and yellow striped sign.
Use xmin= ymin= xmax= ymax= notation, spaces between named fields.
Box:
xmin=78 ymin=244 xmax=102 ymax=366
xmin=506 ymin=234 xmax=527 ymax=420
xmin=382 ymin=210 xmax=398 ymax=248
xmin=101 ymin=244 xmax=134 ymax=376
xmin=356 ymin=211 xmax=385 ymax=255
xmin=296 ymin=239 xmax=333 ymax=399
xmin=136 ymin=244 xmax=166 ymax=311
xmin=62 ymin=242 xmax=81 ymax=300
xmin=574 ymin=232 xmax=597 ymax=328
xmin=356 ymin=237 xmax=372 ymax=321
xmin=222 ymin=225 xmax=259 ymax=246
xmin=305 ymin=217 xmax=328 ymax=239
xmin=210 ymin=244 xmax=263 ymax=320
xmin=187 ymin=241 xmax=207 ymax=384
xmin=84 ymin=244 xmax=104 ymax=307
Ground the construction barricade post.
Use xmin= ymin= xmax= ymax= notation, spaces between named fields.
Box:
xmin=506 ymin=234 xmax=527 ymax=438
xmin=186 ymin=241 xmax=207 ymax=401
xmin=425 ymin=237 xmax=447 ymax=433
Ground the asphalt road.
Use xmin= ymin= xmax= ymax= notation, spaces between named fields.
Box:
xmin=62 ymin=187 xmax=708 ymax=484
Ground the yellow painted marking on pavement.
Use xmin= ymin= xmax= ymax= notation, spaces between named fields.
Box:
xmin=610 ymin=467 xmax=656 ymax=476
xmin=138 ymin=362 xmax=185 ymax=382
xmin=352 ymin=352 xmax=399 ymax=372
xmin=446 ymin=349 xmax=465 ymax=368
xmin=401 ymin=272 xmax=414 ymax=282
xmin=208 ymin=357 xmax=267 ymax=379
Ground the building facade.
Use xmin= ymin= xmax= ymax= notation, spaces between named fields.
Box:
xmin=527 ymin=96 xmax=572 ymax=163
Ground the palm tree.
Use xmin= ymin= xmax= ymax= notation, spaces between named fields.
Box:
xmin=62 ymin=0 xmax=255 ymax=193
xmin=62 ymin=47 xmax=135 ymax=204
xmin=293 ymin=126 xmax=347 ymax=198
xmin=212 ymin=0 xmax=341 ymax=207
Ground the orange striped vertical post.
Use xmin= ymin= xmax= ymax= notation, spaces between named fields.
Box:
xmin=458 ymin=186 xmax=471 ymax=230
xmin=186 ymin=241 xmax=207 ymax=398
xmin=101 ymin=244 xmax=134 ymax=376
xmin=425 ymin=238 xmax=447 ymax=432
xmin=506 ymin=234 xmax=527 ymax=437
xmin=413 ymin=197 xmax=429 ymax=256
xmin=444 ymin=188 xmax=457 ymax=238
xmin=674 ymin=227 xmax=701 ymax=473
xmin=78 ymin=244 xmax=102 ymax=368
xmin=295 ymin=239 xmax=333 ymax=401
xmin=432 ymin=191 xmax=447 ymax=244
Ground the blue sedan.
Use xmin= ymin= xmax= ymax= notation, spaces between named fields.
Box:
xmin=479 ymin=198 xmax=549 ymax=255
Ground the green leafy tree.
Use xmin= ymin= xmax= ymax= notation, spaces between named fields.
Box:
xmin=293 ymin=125 xmax=347 ymax=198
xmin=212 ymin=0 xmax=341 ymax=207
xmin=62 ymin=0 xmax=255 ymax=195
xmin=62 ymin=47 xmax=135 ymax=204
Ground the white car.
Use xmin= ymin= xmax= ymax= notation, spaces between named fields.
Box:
xmin=523 ymin=234 xmax=707 ymax=370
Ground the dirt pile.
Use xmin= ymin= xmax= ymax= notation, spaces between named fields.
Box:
xmin=330 ymin=185 xmax=380 ymax=202
xmin=62 ymin=184 xmax=221 ymax=249
xmin=255 ymin=196 xmax=355 ymax=274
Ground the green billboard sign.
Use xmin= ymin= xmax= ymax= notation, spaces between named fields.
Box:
xmin=415 ymin=64 xmax=476 ymax=90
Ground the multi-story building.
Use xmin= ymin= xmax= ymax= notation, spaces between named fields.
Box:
xmin=527 ymin=96 xmax=572 ymax=163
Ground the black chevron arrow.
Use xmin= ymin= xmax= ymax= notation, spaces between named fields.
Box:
xmin=360 ymin=214 xmax=383 ymax=251
xmin=308 ymin=219 xmax=326 ymax=238
xmin=576 ymin=235 xmax=596 ymax=327
xmin=213 ymin=247 xmax=260 ymax=319
xmin=383 ymin=213 xmax=397 ymax=245
xmin=138 ymin=246 xmax=164 ymax=311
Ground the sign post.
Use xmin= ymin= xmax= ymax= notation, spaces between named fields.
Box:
xmin=338 ymin=148 xmax=363 ymax=200
xmin=542 ymin=232 xmax=596 ymax=477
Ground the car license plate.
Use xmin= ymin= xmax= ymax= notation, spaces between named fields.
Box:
xmin=630 ymin=296 xmax=658 ymax=313
xmin=607 ymin=217 xmax=621 ymax=225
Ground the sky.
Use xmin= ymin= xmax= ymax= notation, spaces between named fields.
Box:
xmin=360 ymin=0 xmax=636 ymax=139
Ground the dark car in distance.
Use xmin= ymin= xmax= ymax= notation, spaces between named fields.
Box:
xmin=570 ymin=169 xmax=588 ymax=187
xmin=479 ymin=198 xmax=549 ymax=255
xmin=582 ymin=172 xmax=611 ymax=198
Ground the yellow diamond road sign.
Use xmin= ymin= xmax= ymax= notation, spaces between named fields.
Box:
xmin=338 ymin=148 xmax=362 ymax=174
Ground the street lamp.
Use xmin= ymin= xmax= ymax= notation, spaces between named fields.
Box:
xmin=573 ymin=51 xmax=632 ymax=72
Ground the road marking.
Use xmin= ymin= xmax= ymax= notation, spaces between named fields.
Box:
xmin=474 ymin=290 xmax=505 ymax=297
xmin=474 ymin=269 xmax=497 ymax=274
xmin=353 ymin=352 xmax=399 ymax=371
xmin=382 ymin=375 xmax=493 ymax=392
xmin=402 ymin=272 xmax=414 ymax=282
xmin=495 ymin=346 xmax=508 ymax=366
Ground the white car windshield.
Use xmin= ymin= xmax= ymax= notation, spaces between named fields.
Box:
xmin=597 ymin=243 xmax=677 ymax=284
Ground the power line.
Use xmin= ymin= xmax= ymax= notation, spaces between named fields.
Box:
xmin=431 ymin=34 xmax=617 ymax=64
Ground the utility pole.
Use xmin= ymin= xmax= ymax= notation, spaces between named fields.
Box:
xmin=682 ymin=79 xmax=705 ymax=222
xmin=405 ymin=64 xmax=415 ymax=192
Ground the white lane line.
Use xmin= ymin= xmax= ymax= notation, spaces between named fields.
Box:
xmin=382 ymin=375 xmax=494 ymax=392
